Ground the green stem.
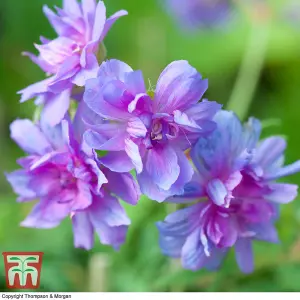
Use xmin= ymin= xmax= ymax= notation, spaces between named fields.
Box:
xmin=226 ymin=20 xmax=270 ymax=121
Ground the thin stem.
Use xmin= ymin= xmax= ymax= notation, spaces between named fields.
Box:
xmin=226 ymin=20 xmax=270 ymax=121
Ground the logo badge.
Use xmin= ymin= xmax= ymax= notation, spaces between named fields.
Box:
xmin=2 ymin=252 xmax=43 ymax=289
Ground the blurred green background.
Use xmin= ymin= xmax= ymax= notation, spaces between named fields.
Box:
xmin=0 ymin=0 xmax=300 ymax=292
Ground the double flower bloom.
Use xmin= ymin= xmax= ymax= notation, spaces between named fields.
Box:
xmin=6 ymin=0 xmax=300 ymax=273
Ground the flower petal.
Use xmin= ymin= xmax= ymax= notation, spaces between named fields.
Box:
xmin=127 ymin=117 xmax=147 ymax=138
xmin=72 ymin=180 xmax=93 ymax=211
xmin=6 ymin=170 xmax=36 ymax=201
xmin=84 ymin=78 xmax=131 ymax=121
xmin=106 ymin=170 xmax=141 ymax=205
xmin=158 ymin=235 xmax=185 ymax=258
xmin=206 ymin=179 xmax=228 ymax=207
xmin=145 ymin=145 xmax=180 ymax=190
xmin=89 ymin=193 xmax=130 ymax=228
xmin=84 ymin=130 xmax=126 ymax=151
xmin=254 ymin=137 xmax=286 ymax=168
xmin=91 ymin=0 xmax=106 ymax=41
xmin=235 ymin=238 xmax=254 ymax=274
xmin=125 ymin=138 xmax=143 ymax=173
xmin=63 ymin=0 xmax=81 ymax=17
xmin=97 ymin=59 xmax=133 ymax=80
xmin=265 ymin=183 xmax=298 ymax=204
xmin=184 ymin=100 xmax=221 ymax=121
xmin=100 ymin=10 xmax=128 ymax=41
xmin=72 ymin=212 xmax=94 ymax=250
xmin=21 ymin=197 xmax=72 ymax=229
xmin=264 ymin=161 xmax=300 ymax=181
xmin=18 ymin=77 xmax=53 ymax=103
xmin=181 ymin=228 xmax=207 ymax=271
xmin=10 ymin=119 xmax=52 ymax=155
xmin=154 ymin=60 xmax=208 ymax=113
xmin=99 ymin=151 xmax=134 ymax=173
xmin=41 ymin=89 xmax=71 ymax=126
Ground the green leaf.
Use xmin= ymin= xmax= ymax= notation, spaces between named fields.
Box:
xmin=9 ymin=257 xmax=21 ymax=261
xmin=11 ymin=268 xmax=22 ymax=272
xmin=25 ymin=269 xmax=35 ymax=272
xmin=25 ymin=257 xmax=37 ymax=261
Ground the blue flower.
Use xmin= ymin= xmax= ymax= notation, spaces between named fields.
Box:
xmin=157 ymin=111 xmax=300 ymax=273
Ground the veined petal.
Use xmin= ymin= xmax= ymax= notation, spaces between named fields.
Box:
xmin=127 ymin=117 xmax=147 ymax=138
xmin=154 ymin=60 xmax=208 ymax=113
xmin=145 ymin=145 xmax=180 ymax=191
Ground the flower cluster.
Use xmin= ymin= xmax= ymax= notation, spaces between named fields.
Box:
xmin=19 ymin=0 xmax=127 ymax=126
xmin=157 ymin=111 xmax=300 ymax=272
xmin=6 ymin=0 xmax=300 ymax=273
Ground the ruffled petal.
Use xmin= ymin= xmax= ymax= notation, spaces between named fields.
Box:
xmin=6 ymin=170 xmax=36 ymax=201
xmin=154 ymin=60 xmax=208 ymax=113
xmin=106 ymin=170 xmax=140 ymax=205
xmin=21 ymin=197 xmax=72 ymax=229
xmin=99 ymin=151 xmax=134 ymax=172
xmin=84 ymin=130 xmax=126 ymax=151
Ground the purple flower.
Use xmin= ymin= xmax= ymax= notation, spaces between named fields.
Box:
xmin=164 ymin=0 xmax=234 ymax=30
xmin=157 ymin=111 xmax=300 ymax=273
xmin=82 ymin=59 xmax=222 ymax=202
xmin=6 ymin=111 xmax=140 ymax=250
xmin=19 ymin=0 xmax=127 ymax=126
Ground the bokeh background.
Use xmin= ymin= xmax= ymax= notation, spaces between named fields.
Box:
xmin=0 ymin=0 xmax=300 ymax=292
